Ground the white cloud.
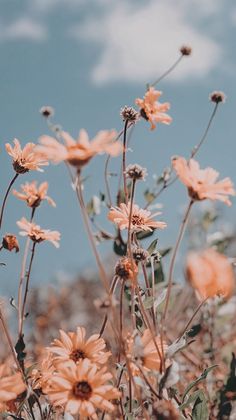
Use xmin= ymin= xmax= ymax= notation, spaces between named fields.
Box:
xmin=0 ymin=18 xmax=47 ymax=42
xmin=71 ymin=0 xmax=223 ymax=85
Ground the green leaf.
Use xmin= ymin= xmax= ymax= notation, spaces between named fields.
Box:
xmin=136 ymin=230 xmax=154 ymax=240
xmin=182 ymin=365 xmax=217 ymax=402
xmin=113 ymin=238 xmax=127 ymax=256
xmin=160 ymin=247 xmax=172 ymax=257
xmin=147 ymin=238 xmax=158 ymax=255
xmin=179 ymin=390 xmax=205 ymax=411
xmin=144 ymin=189 xmax=155 ymax=204
xmin=192 ymin=393 xmax=209 ymax=420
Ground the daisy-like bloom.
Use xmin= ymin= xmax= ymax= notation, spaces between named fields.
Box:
xmin=0 ymin=370 xmax=26 ymax=413
xmin=31 ymin=353 xmax=56 ymax=390
xmin=172 ymin=156 xmax=235 ymax=206
xmin=135 ymin=87 xmax=172 ymax=130
xmin=5 ymin=139 xmax=48 ymax=174
xmin=115 ymin=257 xmax=138 ymax=282
xmin=13 ymin=181 xmax=56 ymax=208
xmin=186 ymin=248 xmax=235 ymax=300
xmin=17 ymin=217 xmax=60 ymax=248
xmin=38 ymin=129 xmax=122 ymax=169
xmin=108 ymin=202 xmax=167 ymax=232
xmin=48 ymin=327 xmax=111 ymax=365
xmin=45 ymin=359 xmax=120 ymax=418
xmin=127 ymin=329 xmax=167 ymax=374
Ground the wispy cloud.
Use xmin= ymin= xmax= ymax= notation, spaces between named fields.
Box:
xmin=0 ymin=17 xmax=47 ymax=42
xmin=71 ymin=0 xmax=224 ymax=85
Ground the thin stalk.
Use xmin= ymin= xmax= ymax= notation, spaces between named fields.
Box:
xmin=20 ymin=242 xmax=37 ymax=337
xmin=163 ymin=199 xmax=194 ymax=320
xmin=141 ymin=262 xmax=156 ymax=329
xmin=76 ymin=175 xmax=109 ymax=293
xmin=190 ymin=103 xmax=219 ymax=159
xmin=99 ymin=276 xmax=118 ymax=337
xmin=127 ymin=179 xmax=137 ymax=330
xmin=18 ymin=208 xmax=36 ymax=335
xmin=177 ymin=297 xmax=208 ymax=341
xmin=0 ymin=306 xmax=22 ymax=372
xmin=118 ymin=278 xmax=125 ymax=362
xmin=0 ymin=173 xmax=19 ymax=229
xmin=104 ymin=155 xmax=113 ymax=208
xmin=150 ymin=55 xmax=183 ymax=87
xmin=138 ymin=365 xmax=160 ymax=400
xmin=122 ymin=120 xmax=129 ymax=204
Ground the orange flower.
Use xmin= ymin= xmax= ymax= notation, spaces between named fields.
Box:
xmin=186 ymin=248 xmax=235 ymax=300
xmin=38 ymin=129 xmax=122 ymax=168
xmin=135 ymin=87 xmax=172 ymax=130
xmin=13 ymin=181 xmax=56 ymax=208
xmin=45 ymin=359 xmax=120 ymax=418
xmin=108 ymin=202 xmax=167 ymax=232
xmin=17 ymin=217 xmax=60 ymax=247
xmin=2 ymin=234 xmax=19 ymax=253
xmin=172 ymin=156 xmax=235 ymax=206
xmin=0 ymin=369 xmax=26 ymax=413
xmin=127 ymin=329 xmax=167 ymax=374
xmin=5 ymin=139 xmax=48 ymax=173
xmin=48 ymin=327 xmax=110 ymax=365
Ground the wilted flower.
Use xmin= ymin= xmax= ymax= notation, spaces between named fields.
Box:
xmin=186 ymin=248 xmax=235 ymax=300
xmin=45 ymin=359 xmax=120 ymax=417
xmin=172 ymin=156 xmax=235 ymax=206
xmin=115 ymin=257 xmax=138 ymax=282
xmin=0 ymin=370 xmax=26 ymax=413
xmin=135 ymin=88 xmax=172 ymax=130
xmin=17 ymin=217 xmax=60 ymax=248
xmin=2 ymin=234 xmax=19 ymax=253
xmin=13 ymin=181 xmax=56 ymax=208
xmin=125 ymin=164 xmax=147 ymax=181
xmin=180 ymin=45 xmax=192 ymax=56
xmin=48 ymin=327 xmax=111 ymax=365
xmin=209 ymin=91 xmax=226 ymax=104
xmin=38 ymin=129 xmax=122 ymax=169
xmin=5 ymin=139 xmax=48 ymax=174
xmin=31 ymin=353 xmax=55 ymax=390
xmin=108 ymin=202 xmax=167 ymax=232
xmin=120 ymin=106 xmax=139 ymax=123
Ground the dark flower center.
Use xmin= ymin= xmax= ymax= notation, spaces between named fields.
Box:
xmin=13 ymin=160 xmax=29 ymax=174
xmin=73 ymin=381 xmax=92 ymax=400
xmin=70 ymin=348 xmax=86 ymax=362
xmin=131 ymin=215 xmax=144 ymax=226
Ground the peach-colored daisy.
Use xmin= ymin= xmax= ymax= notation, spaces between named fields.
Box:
xmin=48 ymin=327 xmax=110 ymax=365
xmin=17 ymin=217 xmax=60 ymax=248
xmin=5 ymin=138 xmax=48 ymax=173
xmin=172 ymin=156 xmax=235 ymax=206
xmin=0 ymin=370 xmax=26 ymax=413
xmin=13 ymin=181 xmax=56 ymax=208
xmin=135 ymin=87 xmax=172 ymax=130
xmin=186 ymin=248 xmax=235 ymax=300
xmin=45 ymin=359 xmax=120 ymax=418
xmin=108 ymin=202 xmax=167 ymax=232
xmin=38 ymin=129 xmax=122 ymax=168
xmin=127 ymin=329 xmax=167 ymax=374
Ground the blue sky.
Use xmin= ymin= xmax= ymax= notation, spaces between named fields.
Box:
xmin=0 ymin=0 xmax=236 ymax=297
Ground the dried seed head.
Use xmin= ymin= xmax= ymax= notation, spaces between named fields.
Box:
xmin=120 ymin=106 xmax=139 ymax=123
xmin=132 ymin=246 xmax=149 ymax=263
xmin=2 ymin=234 xmax=19 ymax=253
xmin=180 ymin=45 xmax=192 ymax=56
xmin=39 ymin=106 xmax=55 ymax=118
xmin=125 ymin=164 xmax=147 ymax=181
xmin=115 ymin=257 xmax=138 ymax=281
xmin=209 ymin=91 xmax=226 ymax=104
